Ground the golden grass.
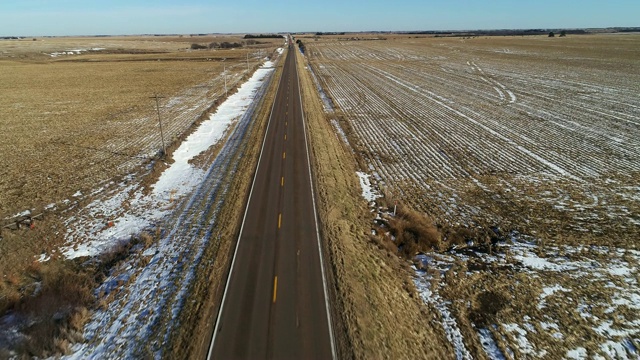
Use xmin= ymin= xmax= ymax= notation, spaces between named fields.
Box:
xmin=0 ymin=35 xmax=280 ymax=217
xmin=0 ymin=35 xmax=282 ymax=356
xmin=2 ymin=59 xmax=207 ymax=209
xmin=296 ymin=47 xmax=454 ymax=359
xmin=4 ymin=259 xmax=94 ymax=357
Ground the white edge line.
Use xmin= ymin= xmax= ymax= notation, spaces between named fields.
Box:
xmin=207 ymin=48 xmax=284 ymax=360
xmin=295 ymin=42 xmax=338 ymax=360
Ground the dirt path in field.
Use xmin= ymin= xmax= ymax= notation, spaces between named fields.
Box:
xmin=296 ymin=48 xmax=454 ymax=359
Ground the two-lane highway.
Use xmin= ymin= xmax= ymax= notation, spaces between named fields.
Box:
xmin=208 ymin=43 xmax=335 ymax=359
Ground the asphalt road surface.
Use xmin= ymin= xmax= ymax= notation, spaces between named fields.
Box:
xmin=208 ymin=43 xmax=335 ymax=359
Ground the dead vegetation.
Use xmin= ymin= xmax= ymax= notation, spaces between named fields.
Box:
xmin=369 ymin=198 xmax=503 ymax=263
xmin=0 ymin=229 xmax=159 ymax=357
xmin=302 ymin=34 xmax=640 ymax=358
xmin=11 ymin=261 xmax=94 ymax=357
xmin=0 ymin=35 xmax=282 ymax=357
xmin=296 ymin=48 xmax=454 ymax=359
xmin=387 ymin=206 xmax=442 ymax=257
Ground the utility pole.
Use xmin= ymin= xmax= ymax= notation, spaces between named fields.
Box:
xmin=151 ymin=94 xmax=166 ymax=157
xmin=223 ymin=66 xmax=228 ymax=97
xmin=246 ymin=51 xmax=249 ymax=72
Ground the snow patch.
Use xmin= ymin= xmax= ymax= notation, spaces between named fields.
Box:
xmin=566 ymin=347 xmax=587 ymax=359
xmin=478 ymin=328 xmax=506 ymax=360
xmin=356 ymin=172 xmax=381 ymax=202
xmin=414 ymin=270 xmax=472 ymax=360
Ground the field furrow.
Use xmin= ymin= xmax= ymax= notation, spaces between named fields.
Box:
xmin=308 ymin=34 xmax=640 ymax=240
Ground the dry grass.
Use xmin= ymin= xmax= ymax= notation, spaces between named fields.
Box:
xmin=303 ymin=33 xmax=640 ymax=358
xmin=4 ymin=260 xmax=94 ymax=357
xmin=0 ymin=35 xmax=281 ymax=217
xmin=2 ymin=48 xmax=222 ymax=216
xmin=389 ymin=205 xmax=442 ymax=257
xmin=163 ymin=49 xmax=285 ymax=359
xmin=406 ymin=233 xmax=640 ymax=359
xmin=0 ymin=34 xmax=282 ymax=356
xmin=297 ymin=48 xmax=454 ymax=359
xmin=0 ymin=229 xmax=164 ymax=357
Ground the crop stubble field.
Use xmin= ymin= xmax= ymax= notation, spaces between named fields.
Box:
xmin=0 ymin=35 xmax=280 ymax=355
xmin=307 ymin=34 xmax=639 ymax=245
xmin=0 ymin=35 xmax=276 ymax=219
xmin=304 ymin=34 xmax=640 ymax=358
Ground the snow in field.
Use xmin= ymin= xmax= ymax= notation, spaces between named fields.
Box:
xmin=4 ymin=209 xmax=31 ymax=220
xmin=414 ymin=264 xmax=472 ymax=360
xmin=502 ymin=242 xmax=639 ymax=358
xmin=478 ymin=328 xmax=506 ymax=360
xmin=61 ymin=60 xmax=274 ymax=259
xmin=406 ymin=238 xmax=640 ymax=359
xmin=538 ymin=284 xmax=570 ymax=309
xmin=50 ymin=57 xmax=278 ymax=358
xmin=330 ymin=119 xmax=351 ymax=149
xmin=48 ymin=48 xmax=105 ymax=57
xmin=355 ymin=172 xmax=381 ymax=202
xmin=566 ymin=347 xmax=588 ymax=359
xmin=503 ymin=323 xmax=544 ymax=357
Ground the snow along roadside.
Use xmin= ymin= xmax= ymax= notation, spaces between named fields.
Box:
xmin=62 ymin=54 xmax=280 ymax=359
xmin=61 ymin=58 xmax=278 ymax=260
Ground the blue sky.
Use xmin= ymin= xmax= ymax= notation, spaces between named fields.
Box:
xmin=0 ymin=0 xmax=638 ymax=36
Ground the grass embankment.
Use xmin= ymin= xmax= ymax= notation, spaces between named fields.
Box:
xmin=296 ymin=49 xmax=454 ymax=359
xmin=0 ymin=232 xmax=155 ymax=357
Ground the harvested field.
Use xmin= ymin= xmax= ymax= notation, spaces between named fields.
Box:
xmin=306 ymin=34 xmax=640 ymax=246
xmin=301 ymin=34 xmax=640 ymax=359
xmin=0 ymin=35 xmax=281 ymax=357
xmin=0 ymin=35 xmax=277 ymax=219
xmin=296 ymin=48 xmax=453 ymax=359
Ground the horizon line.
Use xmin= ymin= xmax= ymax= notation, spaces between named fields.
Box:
xmin=1 ymin=26 xmax=639 ymax=39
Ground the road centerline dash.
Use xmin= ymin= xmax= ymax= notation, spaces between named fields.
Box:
xmin=209 ymin=40 xmax=335 ymax=360
xmin=272 ymin=276 xmax=278 ymax=303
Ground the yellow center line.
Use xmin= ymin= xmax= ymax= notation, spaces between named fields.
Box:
xmin=273 ymin=276 xmax=278 ymax=303
xmin=278 ymin=213 xmax=282 ymax=229
xmin=281 ymin=177 xmax=284 ymax=187
xmin=283 ymin=151 xmax=286 ymax=159
xmin=284 ymin=134 xmax=287 ymax=141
